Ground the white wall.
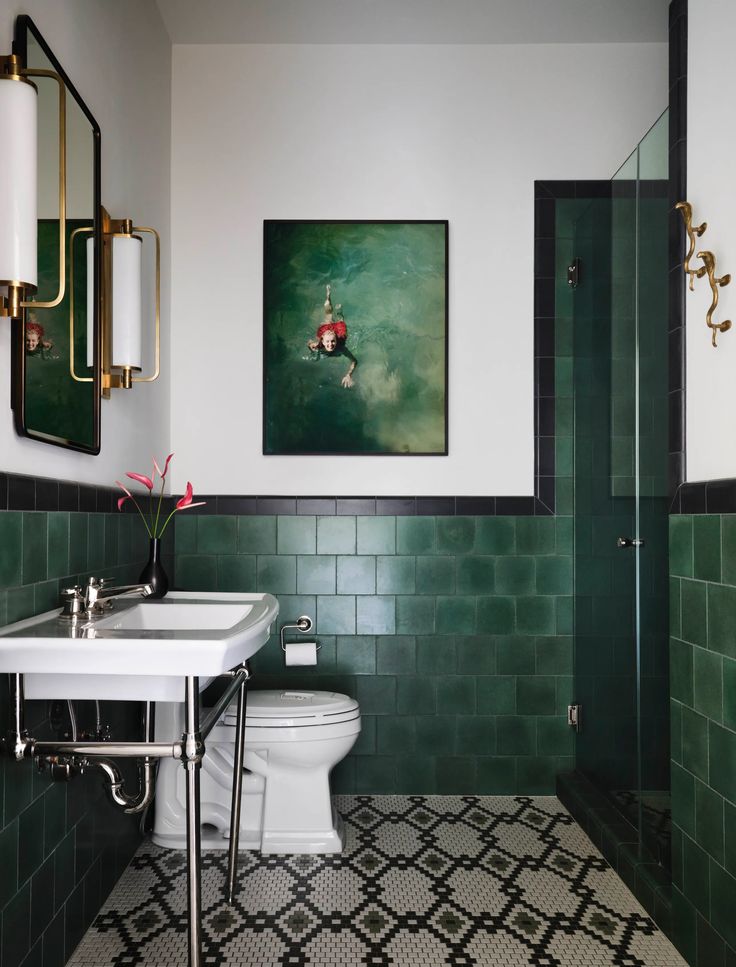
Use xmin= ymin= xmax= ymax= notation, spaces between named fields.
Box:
xmin=171 ymin=42 xmax=667 ymax=495
xmin=685 ymin=0 xmax=736 ymax=482
xmin=0 ymin=0 xmax=171 ymax=487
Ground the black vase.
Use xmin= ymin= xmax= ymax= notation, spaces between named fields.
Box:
xmin=139 ymin=538 xmax=169 ymax=599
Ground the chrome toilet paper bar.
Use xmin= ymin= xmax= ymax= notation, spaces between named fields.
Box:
xmin=280 ymin=615 xmax=321 ymax=652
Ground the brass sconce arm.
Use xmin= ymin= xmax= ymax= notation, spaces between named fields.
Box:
xmin=696 ymin=249 xmax=732 ymax=347
xmin=675 ymin=201 xmax=707 ymax=291
xmin=129 ymin=226 xmax=160 ymax=384
xmin=69 ymin=225 xmax=94 ymax=383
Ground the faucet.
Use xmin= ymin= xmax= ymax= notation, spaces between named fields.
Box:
xmin=59 ymin=577 xmax=154 ymax=619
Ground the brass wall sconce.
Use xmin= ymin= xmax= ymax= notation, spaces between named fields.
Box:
xmin=0 ymin=52 xmax=66 ymax=320
xmin=676 ymin=200 xmax=731 ymax=347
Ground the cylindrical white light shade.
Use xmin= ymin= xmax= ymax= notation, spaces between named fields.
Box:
xmin=86 ymin=236 xmax=94 ymax=369
xmin=112 ymin=234 xmax=142 ymax=370
xmin=0 ymin=78 xmax=37 ymax=287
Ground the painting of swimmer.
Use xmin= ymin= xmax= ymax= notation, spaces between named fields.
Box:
xmin=263 ymin=221 xmax=448 ymax=455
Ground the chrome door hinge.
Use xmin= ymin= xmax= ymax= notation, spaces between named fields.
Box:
xmin=567 ymin=257 xmax=581 ymax=289
xmin=567 ymin=704 xmax=582 ymax=732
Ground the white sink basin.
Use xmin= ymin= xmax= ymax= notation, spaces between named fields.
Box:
xmin=0 ymin=591 xmax=279 ymax=702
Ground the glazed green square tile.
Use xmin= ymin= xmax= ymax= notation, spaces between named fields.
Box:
xmin=708 ymin=584 xmax=736 ymax=658
xmin=197 ymin=515 xmax=237 ymax=555
xmin=693 ymin=647 xmax=723 ymax=723
xmin=6 ymin=586 xmax=34 ymax=623
xmin=536 ymin=556 xmax=572 ymax=595
xmin=516 ymin=677 xmax=556 ymax=715
xmin=47 ymin=513 xmax=70 ymax=580
xmin=476 ymin=757 xmax=516 ymax=794
xmin=670 ymin=577 xmax=682 ymax=640
xmin=475 ymin=518 xmax=515 ymax=555
xmin=555 ymin=478 xmax=574 ymax=516
xmin=681 ymin=706 xmax=709 ymax=783
xmin=34 ymin=580 xmax=58 ymax=614
xmin=0 ymin=513 xmax=23 ymax=588
xmin=435 ymin=596 xmax=476 ymax=635
xmin=556 ymin=437 xmax=574 ymax=477
xmin=396 ymin=517 xmax=435 ymax=555
xmin=357 ymin=517 xmax=395 ymax=555
xmin=273 ymin=594 xmax=316 ymax=631
xmin=217 ymin=555 xmax=256 ymax=592
xmin=436 ymin=517 xmax=476 ymax=554
xmin=455 ymin=556 xmax=494 ymax=595
xmin=376 ymin=556 xmax=415 ymax=595
xmin=671 ymin=701 xmax=683 ymax=764
xmin=396 ymin=596 xmax=435 ymax=634
xmin=555 ymin=357 xmax=573 ymax=398
xmin=317 ymin=595 xmax=355 ymax=635
xmin=476 ymin=597 xmax=515 ymax=634
xmin=555 ymin=516 xmax=573 ymax=556
xmin=516 ymin=756 xmax=557 ymax=794
xmin=337 ymin=556 xmax=375 ymax=595
xmin=695 ymin=780 xmax=724 ymax=864
xmin=22 ymin=513 xmax=47 ymax=585
xmin=316 ymin=516 xmax=356 ymax=554
xmin=683 ymin=835 xmax=710 ymax=916
xmin=495 ymin=557 xmax=535 ymax=595
xmin=238 ymin=516 xmax=276 ymax=554
xmin=416 ymin=556 xmax=455 ymax=594
xmin=116 ymin=514 xmax=132 ymax=565
xmin=0 ymin=593 xmax=7 ymax=628
xmin=352 ymin=715 xmax=375 ymax=755
xmin=670 ymin=516 xmax=694 ymax=578
xmin=681 ymin=580 xmax=707 ymax=648
xmin=296 ymin=555 xmax=336 ymax=594
xmin=69 ymin=513 xmax=88 ymax=573
xmin=330 ymin=757 xmax=356 ymax=794
xmin=709 ymin=860 xmax=736 ymax=951
xmin=671 ymin=763 xmax=695 ymax=837
xmin=476 ymin=676 xmax=516 ymax=714
xmin=556 ymin=595 xmax=573 ymax=635
xmin=416 ymin=636 xmax=456 ymax=675
xmin=175 ymin=514 xmax=197 ymax=554
xmin=536 ymin=717 xmax=573 ymax=756
xmin=516 ymin=518 xmax=556 ymax=555
xmin=516 ymin=596 xmax=555 ymax=635
xmin=709 ymin=721 xmax=736 ymax=803
xmin=354 ymin=755 xmax=396 ymax=793
xmin=257 ymin=555 xmax=296 ymax=594
xmin=174 ymin=555 xmax=218 ymax=592
xmin=693 ymin=516 xmax=722 ymax=583
xmin=376 ymin=636 xmax=415 ymax=675
xmin=376 ymin=716 xmax=416 ymax=754
xmin=455 ymin=715 xmax=495 ymax=754
xmin=396 ymin=676 xmax=436 ymax=714
xmin=87 ymin=513 xmax=105 ymax=571
xmin=437 ymin=677 xmax=476 ymax=714
xmin=456 ymin=636 xmax=495 ymax=675
xmin=394 ymin=755 xmax=437 ymax=794
xmin=497 ymin=636 xmax=535 ymax=675
xmin=725 ymin=799 xmax=736 ymax=877
xmin=672 ymin=887 xmax=697 ymax=966
xmin=336 ymin=636 xmax=375 ymax=675
xmin=724 ymin=658 xmax=736 ymax=730
xmin=671 ymin=638 xmax=694 ymax=706
xmin=497 ymin=716 xmax=536 ymax=755
xmin=356 ymin=595 xmax=395 ymax=634
xmin=414 ymin=715 xmax=456 ymax=754
xmin=722 ymin=516 xmax=736 ymax=587
xmin=535 ymin=636 xmax=572 ymax=675
xmin=436 ymin=757 xmax=476 ymax=794
xmin=356 ymin=676 xmax=396 ymax=715
xmin=277 ymin=516 xmax=316 ymax=555
xmin=104 ymin=513 xmax=119 ymax=565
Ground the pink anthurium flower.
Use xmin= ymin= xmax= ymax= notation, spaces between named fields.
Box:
xmin=116 ymin=456 xmax=205 ymax=539
xmin=117 ymin=494 xmax=130 ymax=511
xmin=153 ymin=452 xmax=175 ymax=480
xmin=126 ymin=471 xmax=154 ymax=491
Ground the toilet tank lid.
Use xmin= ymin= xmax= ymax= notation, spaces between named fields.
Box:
xmin=227 ymin=689 xmax=359 ymax=723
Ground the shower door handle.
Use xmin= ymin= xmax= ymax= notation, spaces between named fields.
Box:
xmin=616 ymin=537 xmax=645 ymax=549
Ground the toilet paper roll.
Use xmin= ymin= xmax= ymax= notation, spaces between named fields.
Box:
xmin=283 ymin=640 xmax=318 ymax=666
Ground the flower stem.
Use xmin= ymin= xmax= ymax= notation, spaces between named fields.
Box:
xmin=129 ymin=495 xmax=153 ymax=538
xmin=153 ymin=475 xmax=165 ymax=538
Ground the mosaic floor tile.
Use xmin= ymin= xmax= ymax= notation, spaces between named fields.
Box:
xmin=69 ymin=795 xmax=686 ymax=967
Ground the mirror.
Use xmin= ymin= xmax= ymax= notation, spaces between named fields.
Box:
xmin=12 ymin=15 xmax=101 ymax=453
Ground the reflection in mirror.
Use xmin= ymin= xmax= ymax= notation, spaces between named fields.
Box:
xmin=13 ymin=16 xmax=100 ymax=453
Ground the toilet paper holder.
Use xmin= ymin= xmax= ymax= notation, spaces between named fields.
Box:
xmin=280 ymin=615 xmax=321 ymax=652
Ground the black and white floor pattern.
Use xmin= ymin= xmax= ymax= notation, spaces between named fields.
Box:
xmin=70 ymin=796 xmax=686 ymax=967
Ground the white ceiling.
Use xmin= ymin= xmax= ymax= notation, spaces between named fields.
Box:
xmin=155 ymin=0 xmax=669 ymax=45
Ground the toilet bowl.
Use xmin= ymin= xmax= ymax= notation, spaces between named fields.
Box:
xmin=152 ymin=689 xmax=361 ymax=854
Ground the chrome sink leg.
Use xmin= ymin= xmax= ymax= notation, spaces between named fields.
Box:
xmin=226 ymin=663 xmax=250 ymax=904
xmin=182 ymin=676 xmax=203 ymax=967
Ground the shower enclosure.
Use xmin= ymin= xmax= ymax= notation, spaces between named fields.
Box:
xmin=570 ymin=111 xmax=671 ymax=868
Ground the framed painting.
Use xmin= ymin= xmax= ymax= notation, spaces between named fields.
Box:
xmin=263 ymin=220 xmax=448 ymax=455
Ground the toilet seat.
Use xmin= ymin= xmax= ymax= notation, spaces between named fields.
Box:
xmin=222 ymin=690 xmax=360 ymax=730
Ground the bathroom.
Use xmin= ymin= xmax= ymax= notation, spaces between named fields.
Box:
xmin=0 ymin=0 xmax=733 ymax=965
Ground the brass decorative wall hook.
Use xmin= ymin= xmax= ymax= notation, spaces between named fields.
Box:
xmin=675 ymin=201 xmax=707 ymax=290
xmin=696 ymin=250 xmax=732 ymax=347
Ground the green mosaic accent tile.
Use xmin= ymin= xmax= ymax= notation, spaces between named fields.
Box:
xmin=356 ymin=596 xmax=395 ymax=635
xmin=296 ymin=555 xmax=336 ymax=594
xmin=682 ymin=706 xmax=709 ymax=783
xmin=455 ymin=715 xmax=495 ymax=753
xmin=497 ymin=716 xmax=536 ymax=755
xmin=277 ymin=516 xmax=316 ymax=555
xmin=536 ymin=556 xmax=572 ymax=595
xmin=357 ymin=517 xmax=395 ymax=555
xmin=476 ymin=597 xmax=515 ymax=634
xmin=694 ymin=516 xmax=722 ymax=583
xmin=336 ymin=636 xmax=376 ymax=675
xmin=724 ymin=659 xmax=736 ymax=731
xmin=515 ymin=596 xmax=556 ymax=635
xmin=317 ymin=516 xmax=356 ymax=554
xmin=395 ymin=596 xmax=435 ymax=635
xmin=436 ymin=517 xmax=476 ymax=554
xmin=317 ymin=595 xmax=356 ymax=635
xmin=475 ymin=757 xmax=516 ymax=794
xmin=216 ymin=555 xmax=256 ymax=592
xmin=671 ymin=638 xmax=694 ymax=706
xmin=436 ymin=677 xmax=476 ymax=714
xmin=238 ymin=516 xmax=276 ymax=554
xmin=416 ymin=636 xmax=456 ymax=675
xmin=337 ymin=556 xmax=375 ymax=595
xmin=516 ymin=677 xmax=556 ymax=715
xmin=695 ymin=780 xmax=724 ymax=864
xmin=456 ymin=636 xmax=495 ymax=675
xmin=475 ymin=517 xmax=515 ymax=555
xmin=435 ymin=596 xmax=476 ymax=635
xmin=22 ymin=513 xmax=47 ymax=586
xmin=497 ymin=636 xmax=536 ymax=675
xmin=355 ymin=676 xmax=396 ymax=715
xmin=376 ymin=717 xmax=416 ymax=754
xmin=376 ymin=636 xmax=415 ymax=675
xmin=376 ymin=556 xmax=415 ymax=595
xmin=257 ymin=555 xmax=296 ymax=594
xmin=709 ymin=722 xmax=736 ymax=803
xmin=708 ymin=584 xmax=736 ymax=658
xmin=416 ymin=556 xmax=456 ymax=594
xmin=681 ymin=580 xmax=707 ymax=648
xmin=455 ymin=557 xmax=493 ymax=595
xmin=396 ymin=676 xmax=436 ymax=714
xmin=495 ymin=557 xmax=535 ymax=594
xmin=396 ymin=517 xmax=435 ymax=555
xmin=693 ymin=647 xmax=723 ymax=724
xmin=476 ymin=676 xmax=516 ymax=714
xmin=670 ymin=515 xmax=694 ymax=578
xmin=197 ymin=515 xmax=237 ymax=555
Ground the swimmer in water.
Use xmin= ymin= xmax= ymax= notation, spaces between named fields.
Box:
xmin=307 ymin=285 xmax=357 ymax=388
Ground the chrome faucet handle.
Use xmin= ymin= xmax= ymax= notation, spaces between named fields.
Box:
xmin=59 ymin=586 xmax=85 ymax=619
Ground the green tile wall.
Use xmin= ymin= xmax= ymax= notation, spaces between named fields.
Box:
xmin=174 ymin=512 xmax=574 ymax=795
xmin=670 ymin=514 xmax=736 ymax=966
xmin=0 ymin=509 xmax=153 ymax=967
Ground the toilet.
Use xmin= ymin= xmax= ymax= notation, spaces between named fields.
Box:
xmin=152 ymin=690 xmax=361 ymax=854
